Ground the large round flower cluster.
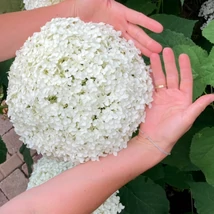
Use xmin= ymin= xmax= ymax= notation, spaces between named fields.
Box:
xmin=27 ymin=157 xmax=125 ymax=213
xmin=7 ymin=17 xmax=153 ymax=163
xmin=199 ymin=0 xmax=214 ymax=29
xmin=23 ymin=0 xmax=63 ymax=10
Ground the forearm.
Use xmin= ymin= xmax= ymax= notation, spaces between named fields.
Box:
xmin=0 ymin=136 xmax=172 ymax=214
xmin=0 ymin=1 xmax=72 ymax=62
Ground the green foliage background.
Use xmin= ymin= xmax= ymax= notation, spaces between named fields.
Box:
xmin=0 ymin=0 xmax=214 ymax=213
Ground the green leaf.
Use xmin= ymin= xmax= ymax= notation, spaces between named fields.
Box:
xmin=142 ymin=164 xmax=165 ymax=181
xmin=202 ymin=20 xmax=214 ymax=44
xmin=19 ymin=144 xmax=33 ymax=176
xmin=125 ymin=0 xmax=157 ymax=15
xmin=163 ymin=106 xmax=214 ymax=171
xmin=0 ymin=58 xmax=14 ymax=88
xmin=144 ymin=30 xmax=195 ymax=65
xmin=0 ymin=105 xmax=8 ymax=114
xmin=0 ymin=85 xmax=7 ymax=101
xmin=0 ymin=136 xmax=7 ymax=164
xmin=119 ymin=175 xmax=169 ymax=214
xmin=192 ymin=76 xmax=207 ymax=100
xmin=190 ymin=182 xmax=214 ymax=214
xmin=199 ymin=47 xmax=214 ymax=87
xmin=146 ymin=30 xmax=196 ymax=71
xmin=163 ymin=166 xmax=193 ymax=189
xmin=0 ymin=0 xmax=24 ymax=14
xmin=149 ymin=29 xmax=195 ymax=48
xmin=163 ymin=136 xmax=198 ymax=172
xmin=150 ymin=14 xmax=196 ymax=38
xmin=173 ymin=45 xmax=208 ymax=100
xmin=173 ymin=45 xmax=207 ymax=77
xmin=180 ymin=0 xmax=184 ymax=5
xmin=190 ymin=127 xmax=214 ymax=186
xmin=208 ymin=46 xmax=214 ymax=58
xmin=173 ymin=45 xmax=208 ymax=77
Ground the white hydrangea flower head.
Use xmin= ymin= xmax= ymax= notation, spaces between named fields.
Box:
xmin=198 ymin=0 xmax=214 ymax=29
xmin=27 ymin=157 xmax=125 ymax=213
xmin=27 ymin=156 xmax=74 ymax=189
xmin=7 ymin=17 xmax=153 ymax=163
xmin=23 ymin=0 xmax=63 ymax=10
xmin=93 ymin=192 xmax=125 ymax=214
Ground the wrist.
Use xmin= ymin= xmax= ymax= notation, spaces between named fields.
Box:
xmin=133 ymin=134 xmax=173 ymax=161
xmin=138 ymin=130 xmax=175 ymax=153
xmin=122 ymin=137 xmax=168 ymax=176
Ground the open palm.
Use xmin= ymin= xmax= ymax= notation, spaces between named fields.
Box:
xmin=69 ymin=0 xmax=163 ymax=56
xmin=139 ymin=48 xmax=214 ymax=150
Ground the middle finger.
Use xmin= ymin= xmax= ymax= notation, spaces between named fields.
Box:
xmin=150 ymin=53 xmax=166 ymax=90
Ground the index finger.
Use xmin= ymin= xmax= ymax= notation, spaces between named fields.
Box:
xmin=179 ymin=54 xmax=193 ymax=98
xmin=124 ymin=8 xmax=163 ymax=33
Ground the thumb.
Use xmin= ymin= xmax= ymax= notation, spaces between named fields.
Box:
xmin=184 ymin=94 xmax=214 ymax=126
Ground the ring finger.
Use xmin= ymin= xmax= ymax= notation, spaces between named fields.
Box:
xmin=150 ymin=53 xmax=167 ymax=91
xmin=163 ymin=48 xmax=179 ymax=89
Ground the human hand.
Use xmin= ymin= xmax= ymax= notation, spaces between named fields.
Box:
xmin=139 ymin=48 xmax=214 ymax=152
xmin=63 ymin=0 xmax=163 ymax=57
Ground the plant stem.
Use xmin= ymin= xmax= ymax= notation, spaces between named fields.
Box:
xmin=156 ymin=0 xmax=162 ymax=14
xmin=190 ymin=190 xmax=194 ymax=214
